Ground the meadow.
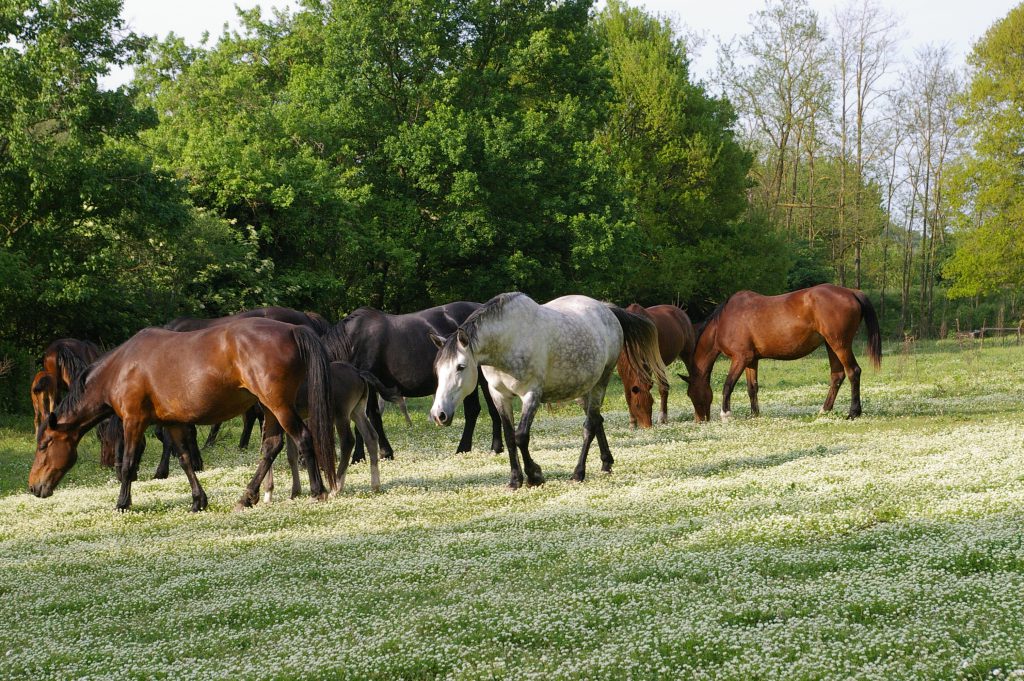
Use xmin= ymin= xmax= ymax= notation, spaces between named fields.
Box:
xmin=1 ymin=339 xmax=1023 ymax=680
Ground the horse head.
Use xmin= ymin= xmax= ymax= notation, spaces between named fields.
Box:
xmin=429 ymin=329 xmax=478 ymax=427
xmin=29 ymin=412 xmax=83 ymax=498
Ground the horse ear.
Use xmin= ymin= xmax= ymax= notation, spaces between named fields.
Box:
xmin=47 ymin=411 xmax=57 ymax=430
xmin=457 ymin=328 xmax=469 ymax=347
xmin=428 ymin=332 xmax=447 ymax=349
xmin=677 ymin=373 xmax=690 ymax=384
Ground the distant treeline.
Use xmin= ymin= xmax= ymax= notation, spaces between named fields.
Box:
xmin=2 ymin=0 xmax=1022 ymax=413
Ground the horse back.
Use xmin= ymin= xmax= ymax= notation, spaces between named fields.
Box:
xmin=104 ymin=320 xmax=305 ymax=424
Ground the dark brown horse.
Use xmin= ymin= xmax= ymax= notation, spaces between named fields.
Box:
xmin=688 ymin=284 xmax=881 ymax=421
xmin=617 ymin=304 xmax=697 ymax=428
xmin=29 ymin=318 xmax=337 ymax=511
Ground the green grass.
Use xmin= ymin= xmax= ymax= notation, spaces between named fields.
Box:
xmin=2 ymin=339 xmax=1024 ymax=679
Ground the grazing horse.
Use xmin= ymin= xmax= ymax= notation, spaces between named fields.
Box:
xmin=29 ymin=318 xmax=337 ymax=511
xmin=430 ymin=293 xmax=669 ymax=488
xmin=617 ymin=304 xmax=697 ymax=428
xmin=322 ymin=303 xmax=503 ymax=461
xmin=688 ymin=284 xmax=882 ymax=421
xmin=266 ymin=363 xmax=399 ymax=502
xmin=163 ymin=306 xmax=328 ymax=451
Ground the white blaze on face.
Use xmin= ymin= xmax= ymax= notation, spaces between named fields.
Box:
xmin=430 ymin=340 xmax=479 ymax=426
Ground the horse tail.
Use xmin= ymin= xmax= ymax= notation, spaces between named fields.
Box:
xmin=854 ymin=290 xmax=882 ymax=369
xmin=610 ymin=306 xmax=669 ymax=393
xmin=354 ymin=368 xmax=401 ymax=403
xmin=292 ymin=327 xmax=337 ymax=491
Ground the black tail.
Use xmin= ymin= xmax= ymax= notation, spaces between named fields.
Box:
xmin=292 ymin=327 xmax=337 ymax=490
xmin=853 ymin=290 xmax=882 ymax=369
xmin=354 ymin=368 xmax=402 ymax=403
xmin=609 ymin=306 xmax=669 ymax=392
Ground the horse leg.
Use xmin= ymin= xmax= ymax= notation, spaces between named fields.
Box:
xmin=658 ymin=374 xmax=670 ymax=425
xmin=335 ymin=421 xmax=351 ymax=493
xmin=203 ymin=422 xmax=221 ymax=448
xmin=153 ymin=425 xmax=172 ymax=479
xmin=491 ymin=390 xmax=523 ymax=489
xmin=745 ymin=361 xmax=760 ymax=417
xmin=457 ymin=387 xmax=481 ymax=453
xmin=514 ymin=391 xmax=544 ymax=487
xmin=238 ymin=405 xmax=261 ymax=449
xmin=480 ymin=372 xmax=504 ymax=454
xmin=353 ymin=404 xmax=381 ymax=492
xmin=720 ymin=357 xmax=749 ymax=420
xmin=571 ymin=396 xmax=600 ymax=483
xmin=369 ymin=387 xmax=394 ymax=460
xmin=399 ymin=397 xmax=413 ymax=427
xmin=186 ymin=424 xmax=204 ymax=471
xmin=236 ymin=413 xmax=286 ymax=510
xmin=590 ymin=371 xmax=614 ymax=472
xmin=116 ymin=420 xmax=147 ymax=511
xmin=284 ymin=435 xmax=302 ymax=499
xmin=162 ymin=425 xmax=208 ymax=512
xmin=832 ymin=344 xmax=863 ymax=419
xmin=276 ymin=408 xmax=328 ymax=500
xmin=820 ymin=345 xmax=846 ymax=414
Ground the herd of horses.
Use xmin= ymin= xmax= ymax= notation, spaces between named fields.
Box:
xmin=27 ymin=283 xmax=881 ymax=511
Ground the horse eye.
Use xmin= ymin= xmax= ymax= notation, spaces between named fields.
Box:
xmin=457 ymin=364 xmax=466 ymax=372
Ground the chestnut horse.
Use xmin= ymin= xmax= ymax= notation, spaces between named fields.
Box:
xmin=689 ymin=284 xmax=881 ymax=421
xmin=617 ymin=304 xmax=697 ymax=428
xmin=29 ymin=318 xmax=336 ymax=511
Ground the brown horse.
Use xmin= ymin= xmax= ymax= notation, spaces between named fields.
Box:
xmin=688 ymin=284 xmax=881 ymax=421
xmin=29 ymin=318 xmax=337 ymax=511
xmin=617 ymin=304 xmax=697 ymax=428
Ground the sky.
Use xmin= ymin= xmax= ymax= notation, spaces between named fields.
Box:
xmin=102 ymin=0 xmax=1019 ymax=89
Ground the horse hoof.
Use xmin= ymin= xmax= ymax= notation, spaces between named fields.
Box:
xmin=191 ymin=496 xmax=208 ymax=512
xmin=153 ymin=469 xmax=169 ymax=480
xmin=720 ymin=411 xmax=732 ymax=421
xmin=526 ymin=474 xmax=545 ymax=487
xmin=507 ymin=479 xmax=523 ymax=490
xmin=569 ymin=473 xmax=584 ymax=484
xmin=381 ymin=452 xmax=395 ymax=461
xmin=263 ymin=491 xmax=273 ymax=504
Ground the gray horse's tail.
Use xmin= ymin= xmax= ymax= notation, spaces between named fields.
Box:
xmin=610 ymin=306 xmax=669 ymax=393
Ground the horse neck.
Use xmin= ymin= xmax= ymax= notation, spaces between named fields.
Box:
xmin=693 ymin=319 xmax=720 ymax=378
xmin=59 ymin=372 xmax=112 ymax=434
xmin=467 ymin=308 xmax=526 ymax=370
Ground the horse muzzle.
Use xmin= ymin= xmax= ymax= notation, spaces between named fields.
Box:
xmin=430 ymin=407 xmax=453 ymax=427
xmin=29 ymin=482 xmax=53 ymax=498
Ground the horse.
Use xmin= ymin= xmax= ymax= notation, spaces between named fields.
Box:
xmin=163 ymin=306 xmax=328 ymax=451
xmin=430 ymin=293 xmax=669 ymax=488
xmin=29 ymin=318 xmax=337 ymax=512
xmin=322 ymin=303 xmax=504 ymax=461
xmin=265 ymin=362 xmax=400 ymax=502
xmin=688 ymin=284 xmax=882 ymax=421
xmin=30 ymin=371 xmax=56 ymax=435
xmin=617 ymin=304 xmax=697 ymax=428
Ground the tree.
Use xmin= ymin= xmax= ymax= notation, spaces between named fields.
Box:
xmin=596 ymin=1 xmax=786 ymax=306
xmin=944 ymin=4 xmax=1024 ymax=300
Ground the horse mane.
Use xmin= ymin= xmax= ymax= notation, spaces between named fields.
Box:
xmin=322 ymin=308 xmax=381 ymax=362
xmin=436 ymin=292 xmax=526 ymax=365
xmin=56 ymin=364 xmax=95 ymax=417
xmin=693 ymin=296 xmax=731 ymax=347
xmin=304 ymin=311 xmax=331 ymax=336
xmin=55 ymin=344 xmax=92 ymax=384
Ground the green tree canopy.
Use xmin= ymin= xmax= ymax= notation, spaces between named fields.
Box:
xmin=944 ymin=3 xmax=1024 ymax=298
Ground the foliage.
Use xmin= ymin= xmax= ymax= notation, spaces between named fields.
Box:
xmin=944 ymin=4 xmax=1024 ymax=299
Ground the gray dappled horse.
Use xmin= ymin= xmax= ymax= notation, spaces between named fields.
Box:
xmin=430 ymin=293 xmax=669 ymax=488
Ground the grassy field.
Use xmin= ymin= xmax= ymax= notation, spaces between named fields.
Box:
xmin=1 ymin=339 xmax=1023 ymax=680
